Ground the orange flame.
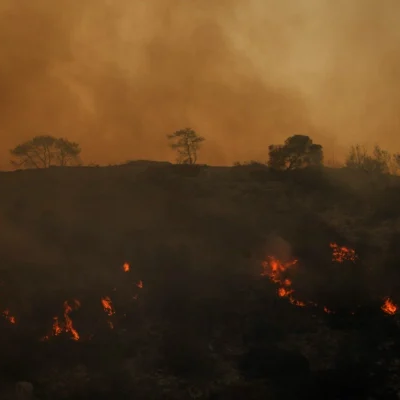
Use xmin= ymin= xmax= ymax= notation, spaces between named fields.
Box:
xmin=330 ymin=243 xmax=357 ymax=263
xmin=278 ymin=287 xmax=293 ymax=297
xmin=381 ymin=297 xmax=397 ymax=315
xmin=261 ymin=257 xmax=297 ymax=281
xmin=42 ymin=299 xmax=80 ymax=341
xmin=122 ymin=262 xmax=130 ymax=272
xmin=101 ymin=296 xmax=115 ymax=316
xmin=101 ymin=296 xmax=115 ymax=330
xmin=63 ymin=300 xmax=80 ymax=341
xmin=52 ymin=316 xmax=62 ymax=336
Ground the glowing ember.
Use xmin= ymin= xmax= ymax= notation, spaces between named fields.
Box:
xmin=2 ymin=309 xmax=15 ymax=324
xmin=122 ymin=262 xmax=130 ymax=272
xmin=289 ymin=298 xmax=306 ymax=307
xmin=136 ymin=280 xmax=143 ymax=289
xmin=330 ymin=243 xmax=357 ymax=263
xmin=381 ymin=297 xmax=397 ymax=315
xmin=101 ymin=296 xmax=115 ymax=316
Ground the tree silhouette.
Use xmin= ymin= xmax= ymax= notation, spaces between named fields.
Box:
xmin=268 ymin=135 xmax=323 ymax=170
xmin=10 ymin=135 xmax=81 ymax=169
xmin=167 ymin=128 xmax=205 ymax=165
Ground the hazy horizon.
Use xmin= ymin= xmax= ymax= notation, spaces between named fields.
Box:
xmin=1 ymin=0 xmax=400 ymax=169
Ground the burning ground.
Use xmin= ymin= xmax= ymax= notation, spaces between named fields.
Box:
xmin=1 ymin=163 xmax=400 ymax=399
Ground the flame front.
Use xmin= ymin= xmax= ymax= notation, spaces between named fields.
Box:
xmin=261 ymin=256 xmax=305 ymax=307
xmin=2 ymin=259 xmax=146 ymax=341
xmin=261 ymin=254 xmax=334 ymax=312
xmin=262 ymin=245 xmax=398 ymax=317
xmin=330 ymin=243 xmax=357 ymax=263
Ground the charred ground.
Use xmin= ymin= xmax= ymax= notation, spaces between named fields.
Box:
xmin=1 ymin=162 xmax=400 ymax=399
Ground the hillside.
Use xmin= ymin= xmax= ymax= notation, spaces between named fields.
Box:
xmin=1 ymin=162 xmax=400 ymax=399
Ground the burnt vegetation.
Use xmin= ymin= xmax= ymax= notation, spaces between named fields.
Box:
xmin=3 ymin=132 xmax=400 ymax=399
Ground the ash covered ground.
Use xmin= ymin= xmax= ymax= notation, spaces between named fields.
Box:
xmin=1 ymin=162 xmax=400 ymax=399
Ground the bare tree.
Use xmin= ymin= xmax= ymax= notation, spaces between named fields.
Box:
xmin=345 ymin=144 xmax=390 ymax=174
xmin=167 ymin=128 xmax=205 ymax=165
xmin=10 ymin=135 xmax=81 ymax=169
xmin=372 ymin=145 xmax=391 ymax=173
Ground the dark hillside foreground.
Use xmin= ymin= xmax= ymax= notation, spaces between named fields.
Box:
xmin=1 ymin=162 xmax=400 ymax=399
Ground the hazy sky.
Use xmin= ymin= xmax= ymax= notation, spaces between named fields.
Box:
xmin=1 ymin=0 xmax=400 ymax=168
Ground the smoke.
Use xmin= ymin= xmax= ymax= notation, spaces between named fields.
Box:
xmin=265 ymin=234 xmax=293 ymax=264
xmin=0 ymin=0 xmax=400 ymax=168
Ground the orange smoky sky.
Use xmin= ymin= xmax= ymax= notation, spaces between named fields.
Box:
xmin=0 ymin=0 xmax=400 ymax=169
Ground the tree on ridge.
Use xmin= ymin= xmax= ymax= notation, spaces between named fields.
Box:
xmin=268 ymin=134 xmax=323 ymax=171
xmin=10 ymin=135 xmax=81 ymax=169
xmin=167 ymin=128 xmax=205 ymax=165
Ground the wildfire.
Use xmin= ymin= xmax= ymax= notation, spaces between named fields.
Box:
xmin=261 ymin=244 xmax=399 ymax=318
xmin=381 ymin=297 xmax=397 ymax=315
xmin=260 ymin=255 xmax=335 ymax=312
xmin=330 ymin=243 xmax=357 ymax=263
xmin=0 ymin=258 xmax=145 ymax=341
xmin=122 ymin=262 xmax=130 ymax=272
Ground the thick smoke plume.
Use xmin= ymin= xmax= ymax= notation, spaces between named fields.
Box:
xmin=1 ymin=0 xmax=400 ymax=168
